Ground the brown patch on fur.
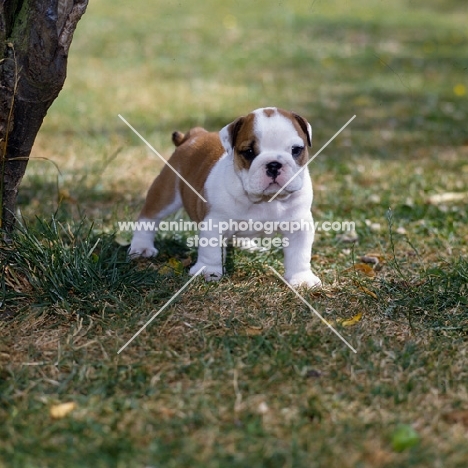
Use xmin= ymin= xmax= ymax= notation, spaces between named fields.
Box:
xmin=276 ymin=108 xmax=312 ymax=148
xmin=225 ymin=117 xmax=244 ymax=150
xmin=139 ymin=129 xmax=224 ymax=223
xmin=228 ymin=113 xmax=257 ymax=171
xmin=296 ymin=148 xmax=309 ymax=166
xmin=139 ymin=164 xmax=178 ymax=220
xmin=291 ymin=112 xmax=312 ymax=147
xmin=263 ymin=108 xmax=276 ymax=117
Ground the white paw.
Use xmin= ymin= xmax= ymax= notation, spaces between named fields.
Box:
xmin=190 ymin=263 xmax=223 ymax=282
xmin=128 ymin=243 xmax=158 ymax=258
xmin=285 ymin=271 xmax=322 ymax=289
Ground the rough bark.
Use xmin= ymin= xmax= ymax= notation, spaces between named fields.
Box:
xmin=0 ymin=0 xmax=88 ymax=232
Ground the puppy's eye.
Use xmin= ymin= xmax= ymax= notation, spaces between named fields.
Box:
xmin=291 ymin=146 xmax=304 ymax=158
xmin=239 ymin=148 xmax=256 ymax=161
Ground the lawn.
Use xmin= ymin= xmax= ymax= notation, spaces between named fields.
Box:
xmin=1 ymin=0 xmax=468 ymax=466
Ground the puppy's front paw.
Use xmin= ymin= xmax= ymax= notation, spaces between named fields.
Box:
xmin=128 ymin=243 xmax=158 ymax=258
xmin=189 ymin=263 xmax=223 ymax=282
xmin=286 ymin=271 xmax=322 ymax=289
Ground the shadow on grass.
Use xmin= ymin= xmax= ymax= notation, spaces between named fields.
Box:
xmin=0 ymin=217 xmax=191 ymax=318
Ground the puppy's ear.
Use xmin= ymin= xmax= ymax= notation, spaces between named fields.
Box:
xmin=292 ymin=112 xmax=312 ymax=147
xmin=219 ymin=116 xmax=245 ymax=154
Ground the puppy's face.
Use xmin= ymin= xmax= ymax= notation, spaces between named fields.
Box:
xmin=220 ymin=107 xmax=312 ymax=202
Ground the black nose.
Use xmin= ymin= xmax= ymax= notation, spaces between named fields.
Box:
xmin=266 ymin=161 xmax=282 ymax=178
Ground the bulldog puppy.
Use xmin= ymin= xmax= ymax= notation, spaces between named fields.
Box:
xmin=129 ymin=107 xmax=321 ymax=289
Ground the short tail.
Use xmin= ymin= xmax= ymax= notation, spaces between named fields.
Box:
xmin=172 ymin=131 xmax=186 ymax=147
xmin=172 ymin=127 xmax=208 ymax=147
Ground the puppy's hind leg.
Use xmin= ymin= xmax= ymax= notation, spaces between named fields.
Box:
xmin=129 ymin=165 xmax=182 ymax=258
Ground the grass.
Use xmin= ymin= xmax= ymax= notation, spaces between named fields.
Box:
xmin=1 ymin=0 xmax=468 ymax=466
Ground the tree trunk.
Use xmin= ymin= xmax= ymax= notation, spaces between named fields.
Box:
xmin=0 ymin=0 xmax=88 ymax=232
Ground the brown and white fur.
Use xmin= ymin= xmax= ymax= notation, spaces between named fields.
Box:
xmin=129 ymin=107 xmax=321 ymax=288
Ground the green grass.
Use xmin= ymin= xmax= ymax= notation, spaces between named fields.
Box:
xmin=1 ymin=0 xmax=468 ymax=466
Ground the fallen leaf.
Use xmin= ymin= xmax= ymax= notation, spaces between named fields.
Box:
xmin=168 ymin=257 xmax=184 ymax=272
xmin=453 ymin=83 xmax=466 ymax=96
xmin=244 ymin=325 xmax=263 ymax=336
xmin=356 ymin=263 xmax=376 ymax=278
xmin=58 ymin=189 xmax=77 ymax=204
xmin=357 ymin=284 xmax=378 ymax=300
xmin=159 ymin=258 xmax=184 ymax=276
xmin=443 ymin=410 xmax=468 ymax=427
xmin=341 ymin=311 xmax=363 ymax=327
xmin=346 ymin=263 xmax=376 ymax=278
xmin=158 ymin=407 xmax=177 ymax=419
xmin=50 ymin=402 xmax=76 ymax=419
